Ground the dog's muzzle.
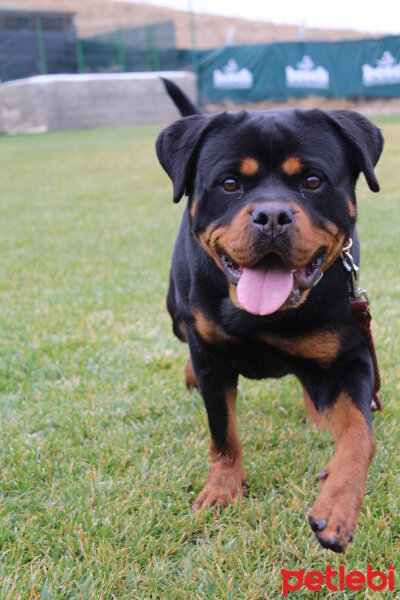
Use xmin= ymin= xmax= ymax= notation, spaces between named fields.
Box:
xmin=219 ymin=203 xmax=325 ymax=315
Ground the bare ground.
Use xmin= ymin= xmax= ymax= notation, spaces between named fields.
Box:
xmin=0 ymin=0 xmax=381 ymax=48
xmin=205 ymin=97 xmax=400 ymax=116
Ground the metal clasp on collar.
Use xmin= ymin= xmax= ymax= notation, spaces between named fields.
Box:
xmin=341 ymin=238 xmax=370 ymax=303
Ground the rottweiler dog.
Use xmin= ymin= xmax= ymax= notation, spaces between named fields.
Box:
xmin=156 ymin=79 xmax=383 ymax=553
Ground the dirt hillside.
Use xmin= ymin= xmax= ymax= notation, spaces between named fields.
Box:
xmin=0 ymin=0 xmax=377 ymax=48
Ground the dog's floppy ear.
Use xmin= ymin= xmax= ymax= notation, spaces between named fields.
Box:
xmin=156 ymin=114 xmax=210 ymax=203
xmin=326 ymin=110 xmax=384 ymax=192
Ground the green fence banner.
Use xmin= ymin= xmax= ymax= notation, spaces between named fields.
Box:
xmin=197 ymin=36 xmax=400 ymax=104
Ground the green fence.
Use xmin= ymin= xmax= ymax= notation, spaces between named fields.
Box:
xmin=197 ymin=36 xmax=400 ymax=104
xmin=0 ymin=21 xmax=182 ymax=83
xmin=1 ymin=24 xmax=400 ymax=104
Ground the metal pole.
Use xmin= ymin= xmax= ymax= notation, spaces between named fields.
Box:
xmin=74 ymin=26 xmax=85 ymax=74
xmin=35 ymin=19 xmax=48 ymax=75
xmin=116 ymin=30 xmax=127 ymax=72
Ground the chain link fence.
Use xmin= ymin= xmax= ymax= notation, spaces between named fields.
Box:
xmin=1 ymin=11 xmax=399 ymax=104
xmin=0 ymin=18 xmax=190 ymax=84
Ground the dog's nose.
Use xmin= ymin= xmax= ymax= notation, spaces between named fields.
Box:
xmin=251 ymin=203 xmax=293 ymax=236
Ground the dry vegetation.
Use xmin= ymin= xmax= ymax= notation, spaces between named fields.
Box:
xmin=0 ymin=0 xmax=377 ymax=48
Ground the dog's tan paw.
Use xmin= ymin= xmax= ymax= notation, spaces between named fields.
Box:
xmin=193 ymin=462 xmax=245 ymax=513
xmin=308 ymin=460 xmax=362 ymax=552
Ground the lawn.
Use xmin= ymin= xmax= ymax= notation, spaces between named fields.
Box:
xmin=0 ymin=116 xmax=399 ymax=598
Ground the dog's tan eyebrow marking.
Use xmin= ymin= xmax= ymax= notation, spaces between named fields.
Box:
xmin=239 ymin=157 xmax=259 ymax=176
xmin=282 ymin=156 xmax=303 ymax=176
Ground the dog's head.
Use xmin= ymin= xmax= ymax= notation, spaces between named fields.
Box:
xmin=156 ymin=109 xmax=383 ymax=315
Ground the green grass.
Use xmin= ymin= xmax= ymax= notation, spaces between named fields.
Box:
xmin=0 ymin=117 xmax=399 ymax=598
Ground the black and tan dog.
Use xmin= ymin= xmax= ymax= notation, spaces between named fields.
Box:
xmin=156 ymin=79 xmax=384 ymax=553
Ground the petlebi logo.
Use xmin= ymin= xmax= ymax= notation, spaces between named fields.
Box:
xmin=281 ymin=564 xmax=396 ymax=596
xmin=362 ymin=51 xmax=400 ymax=86
xmin=285 ymin=55 xmax=330 ymax=89
xmin=213 ymin=59 xmax=254 ymax=89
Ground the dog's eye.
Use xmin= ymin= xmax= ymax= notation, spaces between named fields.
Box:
xmin=304 ymin=175 xmax=322 ymax=190
xmin=222 ymin=178 xmax=239 ymax=192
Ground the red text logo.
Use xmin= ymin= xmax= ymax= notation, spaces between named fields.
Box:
xmin=281 ymin=564 xmax=395 ymax=596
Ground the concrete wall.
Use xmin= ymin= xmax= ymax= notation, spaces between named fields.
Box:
xmin=0 ymin=71 xmax=197 ymax=134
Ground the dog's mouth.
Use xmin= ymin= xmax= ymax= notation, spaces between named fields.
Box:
xmin=221 ymin=251 xmax=324 ymax=315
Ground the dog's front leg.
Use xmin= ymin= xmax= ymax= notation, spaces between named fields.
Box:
xmin=307 ymin=389 xmax=375 ymax=552
xmin=187 ymin=334 xmax=245 ymax=511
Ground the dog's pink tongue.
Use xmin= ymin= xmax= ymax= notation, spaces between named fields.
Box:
xmin=237 ymin=264 xmax=293 ymax=315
